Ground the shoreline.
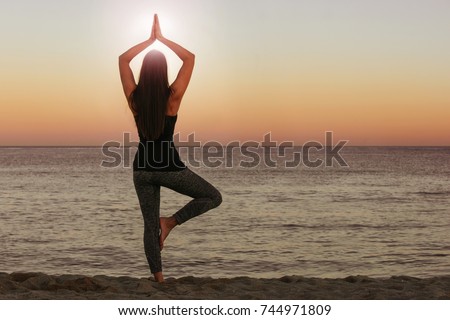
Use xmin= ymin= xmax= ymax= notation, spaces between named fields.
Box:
xmin=1 ymin=272 xmax=449 ymax=299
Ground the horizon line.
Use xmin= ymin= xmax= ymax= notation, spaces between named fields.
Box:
xmin=0 ymin=145 xmax=449 ymax=148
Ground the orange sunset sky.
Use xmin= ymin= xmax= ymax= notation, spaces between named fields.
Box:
xmin=0 ymin=0 xmax=449 ymax=146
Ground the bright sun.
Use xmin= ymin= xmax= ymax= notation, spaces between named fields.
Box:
xmin=128 ymin=13 xmax=183 ymax=81
xmin=133 ymin=14 xmax=174 ymax=38
xmin=132 ymin=13 xmax=177 ymax=56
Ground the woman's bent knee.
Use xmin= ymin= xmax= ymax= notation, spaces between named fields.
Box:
xmin=212 ymin=189 xmax=222 ymax=208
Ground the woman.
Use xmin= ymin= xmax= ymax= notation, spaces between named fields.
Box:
xmin=119 ymin=14 xmax=222 ymax=283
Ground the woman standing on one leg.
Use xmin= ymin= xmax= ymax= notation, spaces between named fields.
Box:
xmin=119 ymin=14 xmax=222 ymax=283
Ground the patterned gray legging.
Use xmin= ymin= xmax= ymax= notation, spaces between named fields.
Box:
xmin=133 ymin=167 xmax=222 ymax=274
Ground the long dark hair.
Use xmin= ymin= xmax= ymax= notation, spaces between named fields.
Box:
xmin=130 ymin=50 xmax=170 ymax=140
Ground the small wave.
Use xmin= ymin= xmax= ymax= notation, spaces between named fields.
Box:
xmin=267 ymin=196 xmax=299 ymax=203
xmin=415 ymin=191 xmax=450 ymax=196
xmin=281 ymin=223 xmax=302 ymax=229
xmin=419 ymin=253 xmax=448 ymax=258
xmin=332 ymin=196 xmax=410 ymax=203
xmin=346 ymin=223 xmax=369 ymax=229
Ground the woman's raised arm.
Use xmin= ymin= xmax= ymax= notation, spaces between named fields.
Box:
xmin=119 ymin=19 xmax=156 ymax=105
xmin=154 ymin=14 xmax=195 ymax=114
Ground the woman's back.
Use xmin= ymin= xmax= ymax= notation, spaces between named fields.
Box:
xmin=133 ymin=114 xmax=186 ymax=172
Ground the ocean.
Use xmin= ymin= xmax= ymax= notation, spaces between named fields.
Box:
xmin=1 ymin=146 xmax=449 ymax=279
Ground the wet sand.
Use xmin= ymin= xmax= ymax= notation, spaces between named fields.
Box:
xmin=0 ymin=272 xmax=449 ymax=299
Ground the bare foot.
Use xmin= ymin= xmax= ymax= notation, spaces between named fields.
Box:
xmin=159 ymin=216 xmax=177 ymax=250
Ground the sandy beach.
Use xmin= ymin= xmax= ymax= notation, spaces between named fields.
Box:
xmin=0 ymin=272 xmax=449 ymax=299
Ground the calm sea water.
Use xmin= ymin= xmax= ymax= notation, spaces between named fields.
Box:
xmin=1 ymin=146 xmax=449 ymax=279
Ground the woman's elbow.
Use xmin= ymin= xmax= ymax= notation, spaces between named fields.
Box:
xmin=187 ymin=53 xmax=195 ymax=63
xmin=118 ymin=54 xmax=130 ymax=64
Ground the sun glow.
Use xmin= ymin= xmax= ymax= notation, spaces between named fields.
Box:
xmin=124 ymin=12 xmax=183 ymax=83
xmin=129 ymin=13 xmax=180 ymax=63
xmin=132 ymin=13 xmax=176 ymax=42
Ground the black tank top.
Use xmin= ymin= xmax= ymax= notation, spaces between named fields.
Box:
xmin=133 ymin=115 xmax=186 ymax=171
